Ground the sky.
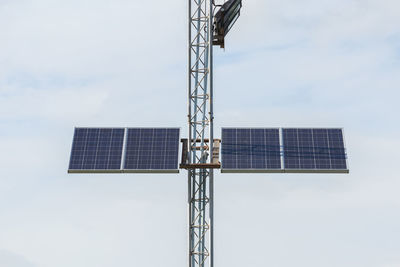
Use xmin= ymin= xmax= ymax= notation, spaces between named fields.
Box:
xmin=1 ymin=0 xmax=400 ymax=266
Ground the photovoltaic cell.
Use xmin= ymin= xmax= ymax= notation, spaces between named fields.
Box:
xmin=69 ymin=128 xmax=124 ymax=171
xmin=328 ymin=129 xmax=347 ymax=169
xmin=313 ymin=129 xmax=331 ymax=169
xmin=221 ymin=128 xmax=281 ymax=171
xmin=282 ymin=128 xmax=347 ymax=171
xmin=124 ymin=128 xmax=180 ymax=171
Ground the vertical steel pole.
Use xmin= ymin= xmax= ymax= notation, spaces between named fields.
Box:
xmin=208 ymin=3 xmax=215 ymax=267
xmin=188 ymin=1 xmax=194 ymax=266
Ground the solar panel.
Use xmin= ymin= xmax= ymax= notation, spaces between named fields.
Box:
xmin=282 ymin=128 xmax=348 ymax=172
xmin=221 ymin=128 xmax=282 ymax=172
xmin=68 ymin=127 xmax=180 ymax=173
xmin=123 ymin=128 xmax=180 ymax=173
xmin=221 ymin=127 xmax=348 ymax=173
xmin=68 ymin=128 xmax=125 ymax=173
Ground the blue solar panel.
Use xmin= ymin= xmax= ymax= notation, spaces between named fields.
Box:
xmin=124 ymin=128 xmax=180 ymax=171
xmin=69 ymin=128 xmax=124 ymax=172
xmin=221 ymin=128 xmax=281 ymax=171
xmin=282 ymin=128 xmax=347 ymax=171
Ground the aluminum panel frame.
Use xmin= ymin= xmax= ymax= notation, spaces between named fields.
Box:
xmin=220 ymin=127 xmax=349 ymax=174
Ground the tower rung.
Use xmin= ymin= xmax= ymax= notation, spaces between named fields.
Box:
xmin=191 ymin=145 xmax=209 ymax=150
xmin=190 ymin=224 xmax=210 ymax=229
xmin=191 ymin=251 xmax=210 ymax=257
xmin=180 ymin=163 xmax=220 ymax=169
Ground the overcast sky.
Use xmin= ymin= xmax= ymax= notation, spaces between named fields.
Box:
xmin=1 ymin=0 xmax=400 ymax=266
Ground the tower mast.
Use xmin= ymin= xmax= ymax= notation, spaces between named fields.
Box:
xmin=187 ymin=0 xmax=214 ymax=266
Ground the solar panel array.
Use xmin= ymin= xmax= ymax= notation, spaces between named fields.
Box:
xmin=221 ymin=128 xmax=281 ymax=171
xmin=69 ymin=127 xmax=347 ymax=174
xmin=221 ymin=128 xmax=348 ymax=173
xmin=68 ymin=128 xmax=180 ymax=173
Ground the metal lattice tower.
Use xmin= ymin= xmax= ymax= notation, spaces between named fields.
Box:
xmin=187 ymin=0 xmax=214 ymax=266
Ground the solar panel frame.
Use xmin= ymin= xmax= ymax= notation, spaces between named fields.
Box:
xmin=123 ymin=128 xmax=180 ymax=173
xmin=221 ymin=128 xmax=283 ymax=173
xmin=68 ymin=127 xmax=181 ymax=174
xmin=282 ymin=128 xmax=349 ymax=173
xmin=68 ymin=127 xmax=125 ymax=173
xmin=221 ymin=127 xmax=349 ymax=174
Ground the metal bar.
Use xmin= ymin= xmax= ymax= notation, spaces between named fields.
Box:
xmin=188 ymin=170 xmax=194 ymax=267
xmin=208 ymin=5 xmax=214 ymax=267
xmin=279 ymin=128 xmax=284 ymax=169
xmin=220 ymin=169 xmax=349 ymax=174
xmin=180 ymin=163 xmax=221 ymax=169
xmin=209 ymin=170 xmax=214 ymax=267
xmin=188 ymin=0 xmax=193 ymax=167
